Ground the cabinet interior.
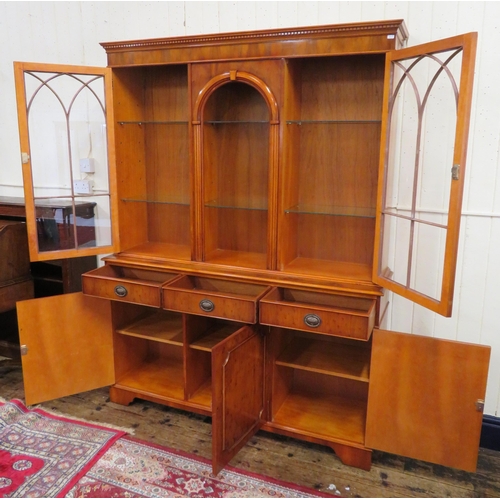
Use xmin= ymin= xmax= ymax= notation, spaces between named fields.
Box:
xmin=112 ymin=65 xmax=191 ymax=260
xmin=270 ymin=329 xmax=371 ymax=445
xmin=112 ymin=302 xmax=243 ymax=411
xmin=110 ymin=54 xmax=385 ymax=284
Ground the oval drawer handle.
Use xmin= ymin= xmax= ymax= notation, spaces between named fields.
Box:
xmin=114 ymin=285 xmax=128 ymax=297
xmin=304 ymin=313 xmax=321 ymax=328
xmin=199 ymin=299 xmax=215 ymax=312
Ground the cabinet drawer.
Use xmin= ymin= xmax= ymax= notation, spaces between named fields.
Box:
xmin=82 ymin=266 xmax=179 ymax=307
xmin=163 ymin=275 xmax=270 ymax=323
xmin=260 ymin=287 xmax=376 ymax=340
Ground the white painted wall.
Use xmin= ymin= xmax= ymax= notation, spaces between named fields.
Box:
xmin=1 ymin=1 xmax=499 ymax=416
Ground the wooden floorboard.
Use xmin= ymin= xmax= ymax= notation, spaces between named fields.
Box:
xmin=1 ymin=357 xmax=499 ymax=498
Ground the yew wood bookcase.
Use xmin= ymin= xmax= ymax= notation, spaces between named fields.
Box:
xmin=14 ymin=20 xmax=490 ymax=475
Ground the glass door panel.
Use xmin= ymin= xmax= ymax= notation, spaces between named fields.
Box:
xmin=374 ymin=33 xmax=477 ymax=316
xmin=15 ymin=63 xmax=116 ymax=260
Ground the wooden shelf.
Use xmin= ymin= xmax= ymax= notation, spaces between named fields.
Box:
xmin=190 ymin=323 xmax=238 ymax=352
xmin=122 ymin=198 xmax=190 ymax=206
xmin=120 ymin=242 xmax=192 ymax=261
xmin=189 ymin=379 xmax=212 ymax=409
xmin=277 ymin=337 xmax=370 ymax=382
xmin=116 ymin=357 xmax=184 ymax=401
xmin=117 ymin=311 xmax=183 ymax=345
xmin=205 ymin=249 xmax=267 ymax=269
xmin=272 ymin=389 xmax=367 ymax=445
xmin=283 ymin=257 xmax=372 ymax=281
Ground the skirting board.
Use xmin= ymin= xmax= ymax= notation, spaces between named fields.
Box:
xmin=481 ymin=415 xmax=500 ymax=451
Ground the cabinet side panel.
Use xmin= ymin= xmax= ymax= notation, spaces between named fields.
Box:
xmin=366 ymin=329 xmax=490 ymax=471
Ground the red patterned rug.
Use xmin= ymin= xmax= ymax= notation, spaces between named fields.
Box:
xmin=1 ymin=399 xmax=332 ymax=498
xmin=0 ymin=399 xmax=125 ymax=497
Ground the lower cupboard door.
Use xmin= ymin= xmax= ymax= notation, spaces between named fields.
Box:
xmin=211 ymin=325 xmax=264 ymax=475
xmin=17 ymin=292 xmax=114 ymax=406
xmin=365 ymin=329 xmax=490 ymax=472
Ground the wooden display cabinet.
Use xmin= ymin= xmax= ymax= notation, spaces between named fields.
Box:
xmin=14 ymin=20 xmax=490 ymax=475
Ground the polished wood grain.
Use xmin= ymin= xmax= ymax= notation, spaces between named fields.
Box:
xmin=16 ymin=293 xmax=114 ymax=405
xmin=276 ymin=334 xmax=371 ymax=382
xmin=102 ymin=20 xmax=408 ymax=66
xmin=212 ymin=325 xmax=264 ymax=475
xmin=116 ymin=310 xmax=184 ymax=345
xmin=82 ymin=265 xmax=178 ymax=307
xmin=260 ymin=287 xmax=376 ymax=340
xmin=366 ymin=329 xmax=490 ymax=472
xmin=163 ymin=274 xmax=269 ymax=323
xmin=270 ymin=387 xmax=367 ymax=445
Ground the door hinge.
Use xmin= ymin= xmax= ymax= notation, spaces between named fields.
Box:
xmin=451 ymin=164 xmax=460 ymax=181
xmin=20 ymin=345 xmax=28 ymax=356
xmin=21 ymin=152 xmax=30 ymax=164
xmin=476 ymin=399 xmax=485 ymax=412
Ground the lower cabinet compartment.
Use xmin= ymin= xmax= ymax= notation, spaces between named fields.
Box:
xmin=113 ymin=307 xmax=185 ymax=403
xmin=110 ymin=302 xmax=251 ymax=414
xmin=267 ymin=329 xmax=371 ymax=447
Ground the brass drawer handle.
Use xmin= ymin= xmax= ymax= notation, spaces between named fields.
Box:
xmin=199 ymin=299 xmax=215 ymax=312
xmin=304 ymin=313 xmax=321 ymax=328
xmin=114 ymin=285 xmax=128 ymax=297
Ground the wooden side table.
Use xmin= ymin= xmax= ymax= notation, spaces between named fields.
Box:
xmin=0 ymin=197 xmax=98 ymax=358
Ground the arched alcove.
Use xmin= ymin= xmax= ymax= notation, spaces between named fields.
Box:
xmin=193 ymin=72 xmax=279 ymax=269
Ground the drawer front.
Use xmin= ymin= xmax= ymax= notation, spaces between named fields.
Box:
xmin=163 ymin=289 xmax=259 ymax=323
xmin=82 ymin=267 xmax=178 ymax=308
xmin=260 ymin=288 xmax=376 ymax=340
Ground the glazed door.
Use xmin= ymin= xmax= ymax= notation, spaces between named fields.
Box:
xmin=373 ymin=33 xmax=477 ymax=316
xmin=366 ymin=329 xmax=490 ymax=472
xmin=14 ymin=62 xmax=118 ymax=262
xmin=211 ymin=324 xmax=264 ymax=475
xmin=17 ymin=292 xmax=114 ymax=406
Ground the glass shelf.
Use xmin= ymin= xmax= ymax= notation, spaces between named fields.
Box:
xmin=122 ymin=198 xmax=190 ymax=206
xmin=286 ymin=120 xmax=381 ymax=125
xmin=285 ymin=204 xmax=375 ymax=218
xmin=204 ymin=120 xmax=269 ymax=125
xmin=118 ymin=120 xmax=188 ymax=125
xmin=205 ymin=200 xmax=268 ymax=211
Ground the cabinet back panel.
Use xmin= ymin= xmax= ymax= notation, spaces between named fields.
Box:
xmin=203 ymin=124 xmax=269 ymax=209
xmin=147 ymin=203 xmax=190 ymax=246
xmin=296 ymin=55 xmax=385 ymax=121
xmin=143 ymin=66 xmax=189 ymax=121
xmin=144 ymin=124 xmax=190 ymax=202
xmin=293 ymin=213 xmax=374 ymax=265
xmin=297 ymin=123 xmax=380 ymax=209
xmin=293 ymin=370 xmax=368 ymax=401
xmin=205 ymin=207 xmax=268 ymax=254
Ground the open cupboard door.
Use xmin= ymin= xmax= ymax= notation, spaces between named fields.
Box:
xmin=13 ymin=62 xmax=118 ymax=263
xmin=373 ymin=33 xmax=477 ymax=316
xmin=17 ymin=293 xmax=114 ymax=406
xmin=365 ymin=329 xmax=490 ymax=472
xmin=211 ymin=325 xmax=264 ymax=475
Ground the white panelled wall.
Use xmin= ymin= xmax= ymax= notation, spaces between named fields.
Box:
xmin=1 ymin=1 xmax=499 ymax=416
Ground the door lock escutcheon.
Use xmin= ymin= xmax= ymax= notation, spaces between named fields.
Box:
xmin=475 ymin=399 xmax=485 ymax=412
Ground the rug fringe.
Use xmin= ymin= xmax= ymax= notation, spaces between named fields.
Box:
xmin=33 ymin=404 xmax=136 ymax=434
